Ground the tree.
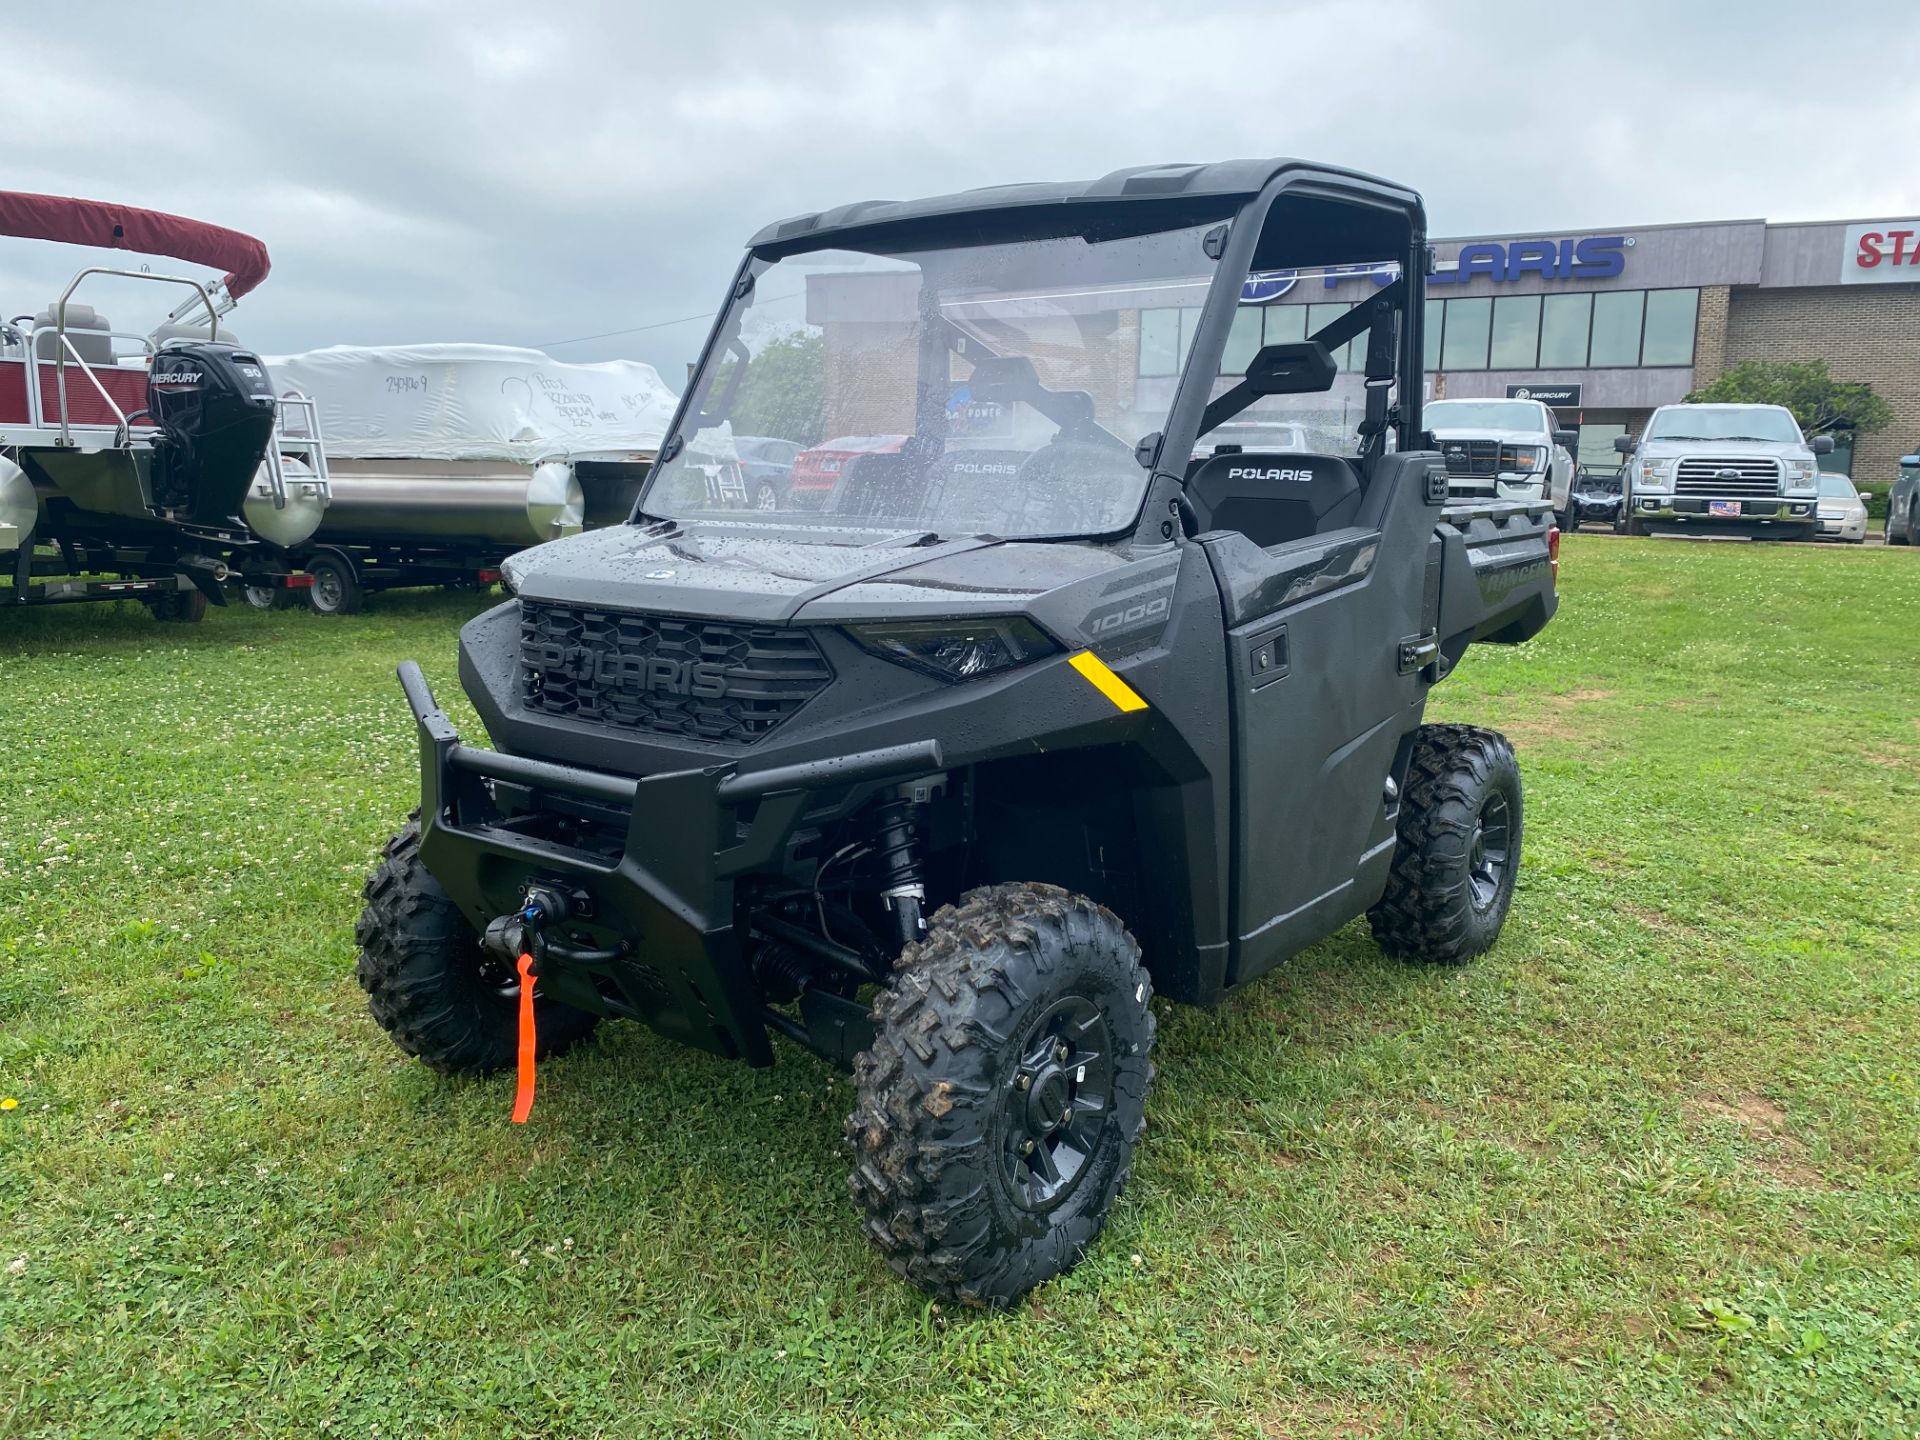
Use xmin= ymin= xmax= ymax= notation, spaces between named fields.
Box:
xmin=709 ymin=331 xmax=827 ymax=445
xmin=1683 ymin=359 xmax=1892 ymax=439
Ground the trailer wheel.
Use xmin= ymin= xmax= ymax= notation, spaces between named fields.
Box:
xmin=356 ymin=816 xmax=599 ymax=1075
xmin=146 ymin=588 xmax=209 ymax=623
xmin=1369 ymin=724 xmax=1523 ymax=967
xmin=847 ymin=882 xmax=1155 ymax=1308
xmin=306 ymin=554 xmax=363 ymax=616
xmin=241 ymin=582 xmax=287 ymax=611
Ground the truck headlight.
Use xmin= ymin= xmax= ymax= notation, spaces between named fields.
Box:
xmin=1636 ymin=459 xmax=1673 ymax=492
xmin=1498 ymin=444 xmax=1546 ymax=474
xmin=1785 ymin=460 xmax=1818 ymax=492
xmin=847 ymin=617 xmax=1058 ymax=682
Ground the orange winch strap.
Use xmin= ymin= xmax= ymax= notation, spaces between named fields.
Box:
xmin=511 ymin=953 xmax=537 ymax=1124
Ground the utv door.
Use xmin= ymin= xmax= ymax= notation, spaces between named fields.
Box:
xmin=1197 ymin=450 xmax=1445 ymax=984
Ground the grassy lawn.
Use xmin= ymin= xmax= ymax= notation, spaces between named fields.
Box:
xmin=3 ymin=537 xmax=1918 ymax=1438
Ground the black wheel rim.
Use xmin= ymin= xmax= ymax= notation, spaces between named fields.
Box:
xmin=1468 ymin=790 xmax=1513 ymax=912
xmin=1001 ymin=995 xmax=1113 ymax=1212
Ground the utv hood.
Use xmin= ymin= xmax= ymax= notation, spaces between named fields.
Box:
xmin=502 ymin=519 xmax=1136 ymax=622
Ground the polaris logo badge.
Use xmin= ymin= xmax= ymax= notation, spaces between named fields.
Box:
xmin=949 ymin=461 xmax=1021 ymax=476
xmin=1227 ymin=466 xmax=1314 ymax=483
xmin=526 ymin=643 xmax=730 ymax=699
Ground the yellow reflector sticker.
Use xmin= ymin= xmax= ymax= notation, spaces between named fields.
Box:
xmin=1068 ymin=650 xmax=1149 ymax=713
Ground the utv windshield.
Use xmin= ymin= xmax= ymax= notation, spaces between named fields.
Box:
xmin=641 ymin=222 xmax=1223 ymax=539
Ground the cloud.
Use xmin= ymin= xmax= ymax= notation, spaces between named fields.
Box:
xmin=3 ymin=0 xmax=1916 ymax=383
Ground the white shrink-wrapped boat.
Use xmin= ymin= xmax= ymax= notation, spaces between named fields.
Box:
xmin=257 ymin=344 xmax=677 ymax=613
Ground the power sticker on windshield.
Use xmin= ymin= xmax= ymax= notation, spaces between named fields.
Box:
xmin=1068 ymin=651 xmax=1149 ymax=713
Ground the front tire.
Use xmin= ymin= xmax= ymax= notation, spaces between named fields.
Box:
xmin=1370 ymin=725 xmax=1523 ymax=966
xmin=1892 ymin=504 xmax=1913 ymax=545
xmin=356 ymin=817 xmax=599 ymax=1074
xmin=847 ymin=883 xmax=1155 ymax=1308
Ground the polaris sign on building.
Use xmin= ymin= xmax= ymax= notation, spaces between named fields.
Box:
xmin=1381 ymin=215 xmax=1920 ymax=482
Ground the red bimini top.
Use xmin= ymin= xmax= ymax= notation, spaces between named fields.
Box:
xmin=0 ymin=191 xmax=270 ymax=300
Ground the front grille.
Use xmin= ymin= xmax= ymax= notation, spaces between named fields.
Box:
xmin=1441 ymin=438 xmax=1499 ymax=477
xmin=518 ymin=601 xmax=832 ymax=745
xmin=1674 ymin=456 xmax=1781 ymax=498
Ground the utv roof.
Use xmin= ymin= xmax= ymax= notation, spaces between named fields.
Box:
xmin=749 ymin=158 xmax=1425 ymax=257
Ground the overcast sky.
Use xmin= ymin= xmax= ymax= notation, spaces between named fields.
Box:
xmin=7 ymin=0 xmax=1918 ymax=385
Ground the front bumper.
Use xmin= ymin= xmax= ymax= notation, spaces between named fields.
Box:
xmin=397 ymin=660 xmax=944 ymax=1066
xmin=1631 ymin=494 xmax=1817 ymax=529
xmin=1817 ymin=513 xmax=1868 ymax=541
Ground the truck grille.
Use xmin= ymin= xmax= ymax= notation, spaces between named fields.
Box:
xmin=1441 ymin=439 xmax=1499 ymax=477
xmin=518 ymin=601 xmax=832 ymax=745
xmin=1674 ymin=456 xmax=1781 ymax=498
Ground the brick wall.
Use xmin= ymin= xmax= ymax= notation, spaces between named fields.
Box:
xmin=1692 ymin=285 xmax=1731 ymax=384
xmin=1715 ymin=284 xmax=1920 ymax=483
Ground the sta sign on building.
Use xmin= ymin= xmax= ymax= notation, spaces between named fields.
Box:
xmin=1843 ymin=221 xmax=1920 ymax=284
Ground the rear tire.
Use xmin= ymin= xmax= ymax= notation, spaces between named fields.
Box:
xmin=1370 ymin=725 xmax=1523 ymax=967
xmin=1892 ymin=503 xmax=1912 ymax=545
xmin=147 ymin=588 xmax=209 ymax=623
xmin=356 ymin=816 xmax=599 ymax=1075
xmin=306 ymin=553 xmax=363 ymax=616
xmin=847 ymin=882 xmax=1155 ymax=1308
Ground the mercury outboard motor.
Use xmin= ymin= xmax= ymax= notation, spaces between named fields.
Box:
xmin=147 ymin=342 xmax=277 ymax=526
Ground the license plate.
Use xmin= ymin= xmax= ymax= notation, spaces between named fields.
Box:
xmin=1709 ymin=500 xmax=1741 ymax=518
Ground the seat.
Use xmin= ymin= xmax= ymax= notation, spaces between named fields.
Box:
xmin=1184 ymin=450 xmax=1362 ymax=548
xmin=31 ymin=304 xmax=115 ymax=365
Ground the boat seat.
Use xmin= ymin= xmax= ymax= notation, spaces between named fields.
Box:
xmin=31 ymin=304 xmax=115 ymax=365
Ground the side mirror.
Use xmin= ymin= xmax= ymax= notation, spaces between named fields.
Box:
xmin=1613 ymin=435 xmax=1636 ymax=454
xmin=1860 ymin=492 xmax=1874 ymax=502
xmin=1243 ymin=341 xmax=1337 ymax=397
xmin=1553 ymin=430 xmax=1578 ymax=448
xmin=1812 ymin=435 xmax=1836 ymax=455
xmin=1902 ymin=456 xmax=1920 ymax=466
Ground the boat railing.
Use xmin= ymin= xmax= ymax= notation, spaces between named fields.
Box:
xmin=36 ymin=267 xmax=223 ymax=446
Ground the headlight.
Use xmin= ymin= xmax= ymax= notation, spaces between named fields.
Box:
xmin=1636 ymin=459 xmax=1673 ymax=491
xmin=1498 ymin=444 xmax=1546 ymax=473
xmin=846 ymin=616 xmax=1058 ymax=682
xmin=1785 ymin=460 xmax=1818 ymax=492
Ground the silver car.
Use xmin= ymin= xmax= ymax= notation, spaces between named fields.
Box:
xmin=1815 ymin=473 xmax=1869 ymax=544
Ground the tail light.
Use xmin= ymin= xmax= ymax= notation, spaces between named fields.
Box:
xmin=1547 ymin=524 xmax=1561 ymax=585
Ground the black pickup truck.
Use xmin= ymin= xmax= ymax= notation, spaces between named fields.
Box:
xmin=356 ymin=156 xmax=1559 ymax=1307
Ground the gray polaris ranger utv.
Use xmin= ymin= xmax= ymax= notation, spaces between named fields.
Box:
xmin=359 ymin=158 xmax=1559 ymax=1307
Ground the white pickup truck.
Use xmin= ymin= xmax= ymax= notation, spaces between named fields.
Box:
xmin=1613 ymin=402 xmax=1829 ymax=540
xmin=1425 ymin=397 xmax=1576 ymax=519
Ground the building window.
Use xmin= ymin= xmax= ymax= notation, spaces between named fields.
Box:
xmin=1538 ymin=294 xmax=1591 ymax=368
xmin=1489 ymin=295 xmax=1541 ymax=369
xmin=1423 ymin=298 xmax=1443 ymax=372
xmin=1640 ymin=288 xmax=1699 ymax=366
xmin=1138 ymin=309 xmax=1180 ymax=377
xmin=1265 ymin=305 xmax=1306 ymax=347
xmin=1588 ymin=291 xmax=1644 ymax=368
xmin=1441 ymin=296 xmax=1492 ymax=370
xmin=1222 ymin=306 xmax=1263 ymax=375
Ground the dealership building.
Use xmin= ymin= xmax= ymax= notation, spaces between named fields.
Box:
xmin=1408 ymin=215 xmax=1920 ymax=482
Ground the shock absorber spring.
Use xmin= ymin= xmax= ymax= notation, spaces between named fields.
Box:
xmin=870 ymin=792 xmax=927 ymax=949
